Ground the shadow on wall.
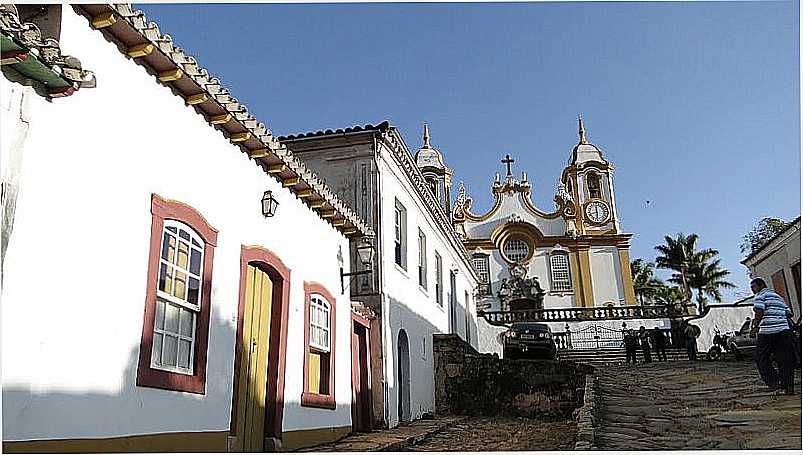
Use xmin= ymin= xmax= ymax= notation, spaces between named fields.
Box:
xmin=385 ymin=296 xmax=443 ymax=428
xmin=2 ymin=300 xmax=243 ymax=453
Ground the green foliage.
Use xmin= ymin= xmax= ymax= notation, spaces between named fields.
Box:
xmin=630 ymin=258 xmax=663 ymax=305
xmin=740 ymin=217 xmax=790 ymax=256
xmin=654 ymin=232 xmax=735 ymax=313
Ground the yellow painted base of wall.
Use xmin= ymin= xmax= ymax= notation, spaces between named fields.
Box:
xmin=3 ymin=431 xmax=228 ymax=453
xmin=281 ymin=426 xmax=352 ymax=451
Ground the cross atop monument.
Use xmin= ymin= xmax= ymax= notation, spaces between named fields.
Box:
xmin=501 ymin=154 xmax=515 ymax=177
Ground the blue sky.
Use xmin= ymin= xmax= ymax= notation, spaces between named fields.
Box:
xmin=139 ymin=1 xmax=800 ymax=300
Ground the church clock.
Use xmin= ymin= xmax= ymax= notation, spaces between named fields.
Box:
xmin=585 ymin=200 xmax=610 ymax=224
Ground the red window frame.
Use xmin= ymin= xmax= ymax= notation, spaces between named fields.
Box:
xmin=136 ymin=194 xmax=218 ymax=394
xmin=301 ymin=282 xmax=337 ymax=409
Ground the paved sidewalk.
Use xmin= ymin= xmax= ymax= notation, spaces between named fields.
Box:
xmin=296 ymin=416 xmax=467 ymax=452
xmin=595 ymin=361 xmax=802 ymax=450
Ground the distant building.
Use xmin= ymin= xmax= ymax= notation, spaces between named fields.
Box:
xmin=741 ymin=217 xmax=801 ymax=322
xmin=280 ymin=123 xmax=480 ymax=429
xmin=454 ymin=118 xmax=655 ymax=354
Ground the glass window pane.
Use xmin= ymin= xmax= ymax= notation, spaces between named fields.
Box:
xmin=163 ymin=335 xmax=178 ymax=366
xmin=166 ymin=225 xmax=177 ymax=234
xmin=177 ymin=241 xmax=189 ymax=270
xmin=191 ymin=238 xmax=201 ymax=248
xmin=178 ymin=339 xmax=192 ymax=369
xmin=155 ymin=300 xmax=165 ymax=330
xmin=152 ymin=333 xmax=163 ymax=365
xmin=165 ymin=303 xmax=179 ymax=333
xmin=173 ymin=270 xmax=187 ymax=301
xmin=161 ymin=233 xmax=176 ymax=262
xmin=187 ymin=277 xmax=200 ymax=306
xmin=158 ymin=263 xmax=173 ymax=294
xmin=180 ymin=308 xmax=194 ymax=337
xmin=190 ymin=249 xmax=202 ymax=276
xmin=179 ymin=229 xmax=191 ymax=242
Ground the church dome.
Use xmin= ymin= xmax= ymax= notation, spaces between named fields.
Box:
xmin=414 ymin=124 xmax=446 ymax=169
xmin=569 ymin=116 xmax=608 ymax=165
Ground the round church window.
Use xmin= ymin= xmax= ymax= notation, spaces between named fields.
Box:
xmin=503 ymin=237 xmax=530 ymax=263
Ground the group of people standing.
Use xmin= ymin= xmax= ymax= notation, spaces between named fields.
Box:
xmin=624 ymin=326 xmax=668 ymax=364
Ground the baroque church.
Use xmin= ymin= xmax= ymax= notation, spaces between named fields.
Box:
xmin=451 ymin=119 xmax=643 ymax=354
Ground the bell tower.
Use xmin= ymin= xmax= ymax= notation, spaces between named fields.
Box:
xmin=560 ymin=116 xmax=621 ymax=236
xmin=414 ymin=124 xmax=453 ymax=215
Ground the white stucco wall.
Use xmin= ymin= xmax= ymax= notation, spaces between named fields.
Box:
xmin=744 ymin=224 xmax=801 ymax=320
xmin=692 ymin=304 xmax=755 ymax=353
xmin=590 ymin=246 xmax=625 ymax=306
xmin=375 ymin=147 xmax=478 ymax=428
xmin=2 ymin=9 xmax=355 ymax=441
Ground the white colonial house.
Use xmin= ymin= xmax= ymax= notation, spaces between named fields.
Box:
xmin=1 ymin=4 xmax=375 ymax=452
xmin=453 ymin=119 xmax=666 ymax=355
xmin=280 ymin=123 xmax=481 ymax=429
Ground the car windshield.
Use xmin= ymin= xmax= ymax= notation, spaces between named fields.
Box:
xmin=510 ymin=323 xmax=550 ymax=332
xmin=739 ymin=320 xmax=751 ymax=335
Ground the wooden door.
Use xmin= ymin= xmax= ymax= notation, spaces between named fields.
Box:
xmin=351 ymin=323 xmax=371 ymax=432
xmin=234 ymin=265 xmax=273 ymax=452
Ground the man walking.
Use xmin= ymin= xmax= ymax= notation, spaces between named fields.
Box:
xmin=624 ymin=329 xmax=638 ymax=365
xmin=684 ymin=322 xmax=699 ymax=361
xmin=750 ymin=278 xmax=795 ymax=395
xmin=653 ymin=328 xmax=668 ymax=361
xmin=639 ymin=326 xmax=652 ymax=363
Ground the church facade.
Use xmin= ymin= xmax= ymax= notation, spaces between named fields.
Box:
xmin=454 ymin=120 xmax=644 ymax=354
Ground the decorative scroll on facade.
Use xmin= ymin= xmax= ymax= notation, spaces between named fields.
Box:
xmin=497 ymin=264 xmax=545 ymax=311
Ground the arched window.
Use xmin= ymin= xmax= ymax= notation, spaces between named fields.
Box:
xmin=152 ymin=220 xmax=205 ymax=374
xmin=549 ymin=252 xmax=573 ymax=292
xmin=137 ymin=194 xmax=218 ymax=395
xmin=302 ymin=283 xmax=337 ymax=409
xmin=586 ymin=173 xmax=602 ymax=199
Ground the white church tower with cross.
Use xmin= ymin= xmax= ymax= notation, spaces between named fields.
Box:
xmin=454 ymin=118 xmax=644 ymax=355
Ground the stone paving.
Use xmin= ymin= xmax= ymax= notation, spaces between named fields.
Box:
xmin=594 ymin=361 xmax=802 ymax=450
xmin=295 ymin=417 xmax=468 ymax=452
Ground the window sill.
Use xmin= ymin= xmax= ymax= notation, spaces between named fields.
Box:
xmin=418 ymin=285 xmax=429 ymax=297
xmin=394 ymin=263 xmax=409 ymax=278
xmin=137 ymin=366 xmax=205 ymax=395
xmin=301 ymin=392 xmax=336 ymax=410
xmin=549 ymin=291 xmax=575 ymax=297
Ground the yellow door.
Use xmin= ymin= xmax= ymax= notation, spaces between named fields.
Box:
xmin=234 ymin=265 xmax=273 ymax=452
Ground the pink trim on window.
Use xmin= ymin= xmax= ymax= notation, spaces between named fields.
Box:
xmin=136 ymin=194 xmax=218 ymax=394
xmin=301 ymin=282 xmax=337 ymax=410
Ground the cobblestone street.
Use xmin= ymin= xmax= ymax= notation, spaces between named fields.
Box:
xmin=595 ymin=361 xmax=802 ymax=450
xmin=405 ymin=417 xmax=576 ymax=451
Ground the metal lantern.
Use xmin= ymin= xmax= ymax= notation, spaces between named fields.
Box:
xmin=356 ymin=236 xmax=374 ymax=266
xmin=261 ymin=190 xmax=279 ymax=217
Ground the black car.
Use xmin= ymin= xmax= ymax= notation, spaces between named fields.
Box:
xmin=503 ymin=322 xmax=557 ymax=360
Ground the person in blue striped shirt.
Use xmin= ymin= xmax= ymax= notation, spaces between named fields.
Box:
xmin=749 ymin=277 xmax=795 ymax=395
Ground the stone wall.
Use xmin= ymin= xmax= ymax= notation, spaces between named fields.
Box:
xmin=434 ymin=334 xmax=593 ymax=419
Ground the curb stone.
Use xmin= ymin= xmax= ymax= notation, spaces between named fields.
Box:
xmin=574 ymin=373 xmax=598 ymax=450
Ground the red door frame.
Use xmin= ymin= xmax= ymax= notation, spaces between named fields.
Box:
xmin=351 ymin=312 xmax=372 ymax=432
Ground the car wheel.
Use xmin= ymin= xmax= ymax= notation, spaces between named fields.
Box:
xmin=707 ymin=346 xmax=722 ymax=361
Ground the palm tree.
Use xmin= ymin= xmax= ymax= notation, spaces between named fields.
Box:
xmin=653 ymin=284 xmax=686 ymax=307
xmin=654 ymin=233 xmax=735 ymax=313
xmin=630 ymin=258 xmax=663 ymax=305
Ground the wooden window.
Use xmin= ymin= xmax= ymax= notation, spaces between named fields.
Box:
xmin=587 ymin=173 xmax=602 ymax=199
xmin=435 ymin=252 xmax=443 ymax=306
xmin=418 ymin=229 xmax=427 ymax=289
xmin=137 ymin=194 xmax=218 ymax=394
xmin=771 ymin=270 xmax=791 ymax=305
xmin=302 ymin=282 xmax=336 ymax=409
xmin=550 ymin=253 xmax=573 ymax=292
xmin=394 ymin=199 xmax=407 ymax=270
xmin=472 ymin=254 xmax=491 ymax=296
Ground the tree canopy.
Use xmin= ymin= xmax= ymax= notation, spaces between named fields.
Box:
xmin=740 ymin=217 xmax=790 ymax=256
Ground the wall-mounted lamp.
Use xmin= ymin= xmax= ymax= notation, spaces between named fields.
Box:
xmin=340 ymin=236 xmax=375 ymax=293
xmin=261 ymin=190 xmax=279 ymax=217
